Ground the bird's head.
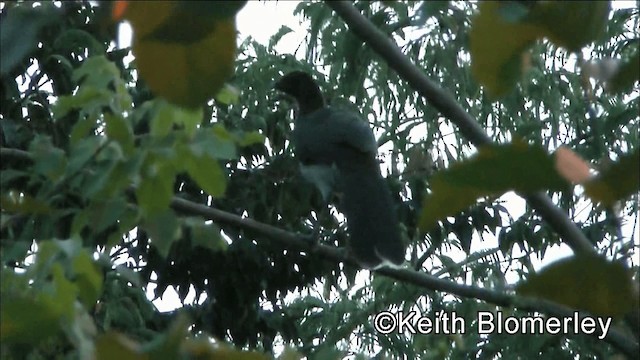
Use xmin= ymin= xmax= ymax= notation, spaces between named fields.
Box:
xmin=274 ymin=71 xmax=325 ymax=115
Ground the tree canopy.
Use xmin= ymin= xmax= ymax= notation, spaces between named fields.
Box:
xmin=1 ymin=1 xmax=638 ymax=359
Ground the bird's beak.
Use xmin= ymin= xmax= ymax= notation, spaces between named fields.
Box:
xmin=272 ymin=86 xmax=294 ymax=104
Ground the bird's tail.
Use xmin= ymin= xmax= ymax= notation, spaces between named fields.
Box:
xmin=340 ymin=165 xmax=405 ymax=269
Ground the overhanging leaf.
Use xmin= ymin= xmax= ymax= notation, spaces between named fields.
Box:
xmin=177 ymin=1 xmax=248 ymax=21
xmin=53 ymin=28 xmax=105 ymax=56
xmin=214 ymin=83 xmax=240 ymax=105
xmin=150 ymin=100 xmax=203 ymax=138
xmin=181 ymin=339 xmax=271 ymax=360
xmin=29 ymin=136 xmax=67 ymax=181
xmin=72 ymin=250 xmax=104 ymax=307
xmin=188 ymin=126 xmax=237 ymax=160
xmin=124 ymin=3 xmax=237 ymax=108
xmin=137 ymin=153 xmax=177 ymax=216
xmin=105 ymin=113 xmax=135 ymax=155
xmin=0 ymin=6 xmax=59 ymax=75
xmin=419 ymin=142 xmax=570 ymax=231
xmin=584 ymin=151 xmax=640 ymax=207
xmin=470 ymin=2 xmax=541 ymax=97
xmin=96 ymin=332 xmax=143 ymax=360
xmin=84 ymin=197 xmax=128 ymax=234
xmin=0 ymin=296 xmax=61 ymax=345
xmin=470 ymin=1 xmax=610 ymax=97
xmin=529 ymin=1 xmax=610 ymax=52
xmin=517 ymin=255 xmax=637 ymax=317
xmin=181 ymin=149 xmax=227 ymax=197
xmin=185 ymin=218 xmax=226 ymax=252
xmin=143 ymin=209 xmax=180 ymax=258
xmin=143 ymin=313 xmax=190 ymax=358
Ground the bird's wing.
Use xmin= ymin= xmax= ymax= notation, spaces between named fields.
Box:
xmin=323 ymin=107 xmax=378 ymax=156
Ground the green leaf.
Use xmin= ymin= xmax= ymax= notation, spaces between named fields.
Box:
xmin=105 ymin=113 xmax=135 ymax=154
xmin=0 ymin=169 xmax=28 ymax=186
xmin=419 ymin=142 xmax=570 ymax=231
xmin=124 ymin=3 xmax=237 ymax=108
xmin=54 ymin=87 xmax=113 ymax=119
xmin=470 ymin=2 xmax=610 ymax=97
xmin=517 ymin=255 xmax=637 ymax=317
xmin=114 ymin=265 xmax=143 ymax=288
xmin=29 ymin=136 xmax=67 ymax=181
xmin=189 ymin=125 xmax=237 ymax=160
xmin=67 ymin=136 xmax=102 ymax=177
xmin=54 ymin=55 xmax=131 ymax=118
xmin=0 ymin=294 xmax=61 ymax=345
xmin=181 ymin=340 xmax=272 ymax=360
xmin=0 ymin=238 xmax=32 ymax=263
xmin=470 ymin=2 xmax=541 ymax=97
xmin=268 ymin=25 xmax=294 ymax=50
xmin=83 ymin=143 xmax=126 ymax=198
xmin=143 ymin=313 xmax=190 ymax=359
xmin=178 ymin=1 xmax=248 ymax=20
xmin=47 ymin=263 xmax=78 ymax=318
xmin=0 ymin=6 xmax=59 ymax=75
xmin=53 ymin=28 xmax=105 ymax=56
xmin=106 ymin=207 xmax=140 ymax=249
xmin=214 ymin=83 xmax=240 ymax=105
xmin=584 ymin=151 xmax=640 ymax=207
xmin=69 ymin=115 xmax=98 ymax=145
xmin=209 ymin=124 xmax=238 ymax=159
xmin=185 ymin=218 xmax=226 ymax=252
xmin=72 ymin=250 xmax=104 ymax=307
xmin=137 ymin=156 xmax=176 ymax=215
xmin=96 ymin=332 xmax=144 ymax=360
xmin=72 ymin=55 xmax=122 ymax=89
xmin=99 ymin=151 xmax=145 ymax=198
xmin=85 ymin=197 xmax=128 ymax=233
xmin=182 ymin=150 xmax=227 ymax=197
xmin=143 ymin=210 xmax=180 ymax=258
xmin=528 ymin=1 xmax=610 ymax=52
xmin=150 ymin=100 xmax=203 ymax=137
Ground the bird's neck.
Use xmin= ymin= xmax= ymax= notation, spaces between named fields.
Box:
xmin=297 ymin=88 xmax=325 ymax=116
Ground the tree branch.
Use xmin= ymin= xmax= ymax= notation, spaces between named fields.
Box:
xmin=2 ymin=146 xmax=636 ymax=356
xmin=169 ymin=196 xmax=638 ymax=358
xmin=0 ymin=147 xmax=33 ymax=163
xmin=325 ymin=1 xmax=595 ymax=255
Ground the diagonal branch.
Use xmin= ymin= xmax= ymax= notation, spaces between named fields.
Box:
xmin=2 ymin=146 xmax=636 ymax=356
xmin=325 ymin=1 xmax=595 ymax=255
xmin=169 ymin=196 xmax=638 ymax=358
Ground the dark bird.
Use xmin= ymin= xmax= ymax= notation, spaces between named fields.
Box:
xmin=275 ymin=71 xmax=405 ymax=269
